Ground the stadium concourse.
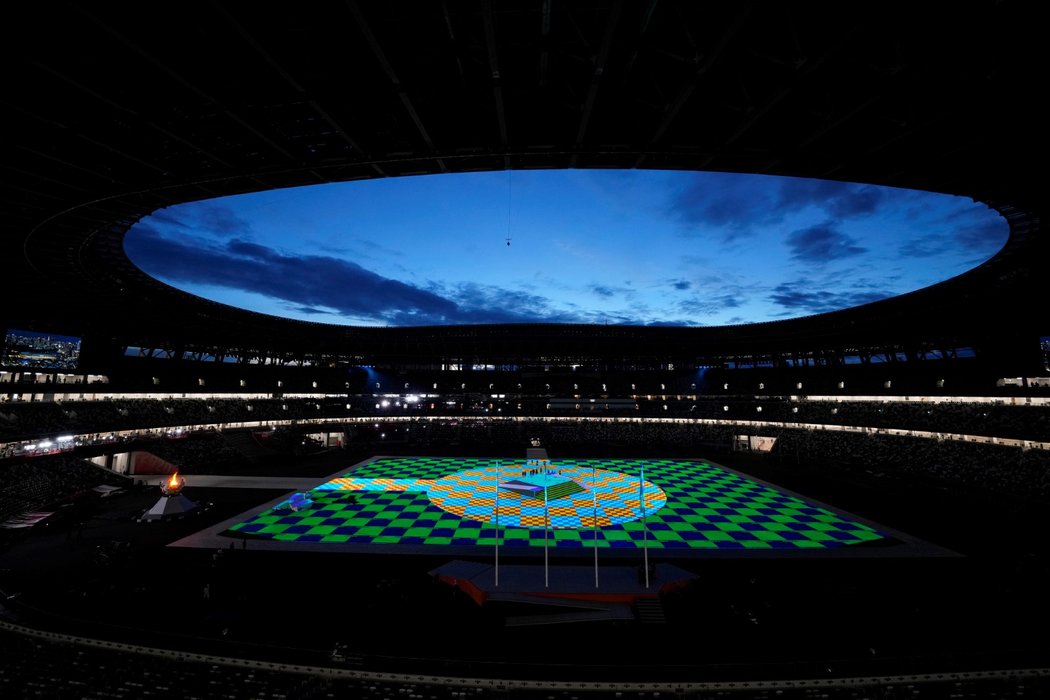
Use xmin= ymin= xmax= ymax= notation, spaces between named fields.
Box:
xmin=2 ymin=1 xmax=1049 ymax=698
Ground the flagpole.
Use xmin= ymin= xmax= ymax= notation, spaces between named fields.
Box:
xmin=544 ymin=465 xmax=549 ymax=588
xmin=494 ymin=460 xmax=500 ymax=587
xmin=592 ymin=463 xmax=598 ymax=589
xmin=641 ymin=463 xmax=649 ymax=589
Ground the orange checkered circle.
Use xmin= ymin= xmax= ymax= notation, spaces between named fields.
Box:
xmin=426 ymin=464 xmax=667 ymax=529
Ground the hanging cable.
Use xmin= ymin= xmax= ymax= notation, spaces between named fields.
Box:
xmin=505 ymin=168 xmax=512 ymax=246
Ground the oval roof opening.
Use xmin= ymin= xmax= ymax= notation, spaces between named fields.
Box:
xmin=125 ymin=170 xmax=1007 ymax=327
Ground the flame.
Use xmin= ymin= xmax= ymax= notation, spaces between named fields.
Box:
xmin=168 ymin=472 xmax=180 ymax=489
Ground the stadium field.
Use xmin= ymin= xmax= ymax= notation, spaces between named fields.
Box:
xmin=220 ymin=456 xmax=893 ymax=553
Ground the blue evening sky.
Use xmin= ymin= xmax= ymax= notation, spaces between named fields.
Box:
xmin=124 ymin=170 xmax=1007 ymax=327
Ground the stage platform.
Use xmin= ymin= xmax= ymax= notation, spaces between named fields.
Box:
xmin=430 ymin=559 xmax=696 ymax=625
xmin=171 ymin=455 xmax=954 ymax=559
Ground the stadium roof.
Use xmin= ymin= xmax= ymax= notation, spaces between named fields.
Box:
xmin=1 ymin=1 xmax=1044 ymax=365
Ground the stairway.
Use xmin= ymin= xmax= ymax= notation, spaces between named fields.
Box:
xmin=222 ymin=431 xmax=273 ymax=460
xmin=634 ymin=597 xmax=666 ymax=624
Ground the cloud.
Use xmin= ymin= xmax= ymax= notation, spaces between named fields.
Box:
xmin=672 ymin=280 xmax=691 ymax=291
xmin=668 ymin=271 xmax=759 ymax=320
xmin=126 ymin=225 xmax=683 ymax=326
xmin=644 ymin=319 xmax=694 ymax=327
xmin=677 ymin=294 xmax=744 ymax=317
xmin=290 ymin=305 xmax=331 ymax=316
xmin=899 ymin=238 xmax=942 ymax=259
xmin=127 ymin=226 xmax=460 ymax=324
xmin=318 ymin=237 xmax=407 ymax=262
xmin=147 ymin=208 xmax=192 ymax=229
xmin=776 ymin=178 xmax=883 ymax=218
xmin=900 ymin=215 xmax=1009 ymax=259
xmin=769 ymin=280 xmax=889 ymax=314
xmin=225 ymin=239 xmax=273 ymax=259
xmin=786 ymin=222 xmax=866 ymax=262
xmin=668 ymin=173 xmax=885 ymax=239
xmin=195 ymin=206 xmax=253 ymax=237
xmin=955 ymin=218 xmax=1009 ymax=253
xmin=669 ymin=173 xmax=780 ymax=239
xmin=149 ymin=203 xmax=253 ymax=238
xmin=589 ymin=283 xmax=635 ymax=299
xmin=425 ymin=283 xmax=585 ymax=325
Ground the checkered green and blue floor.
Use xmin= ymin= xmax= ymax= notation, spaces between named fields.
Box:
xmin=224 ymin=456 xmax=886 ymax=551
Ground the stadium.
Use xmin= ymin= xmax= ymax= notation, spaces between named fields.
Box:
xmin=1 ymin=2 xmax=1047 ymax=698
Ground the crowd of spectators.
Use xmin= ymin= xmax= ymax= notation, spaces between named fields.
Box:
xmin=141 ymin=433 xmax=249 ymax=471
xmin=139 ymin=428 xmax=331 ymax=471
xmin=0 ymin=398 xmax=332 ymax=442
xmin=2 ymin=396 xmax=1048 ymax=446
xmin=2 ymin=395 xmax=1049 ymax=514
xmin=0 ymin=456 xmax=131 ymax=524
xmin=773 ymin=428 xmax=1050 ymax=502
xmin=741 ymin=400 xmax=1050 ymax=442
xmin=339 ymin=418 xmax=722 ymax=459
